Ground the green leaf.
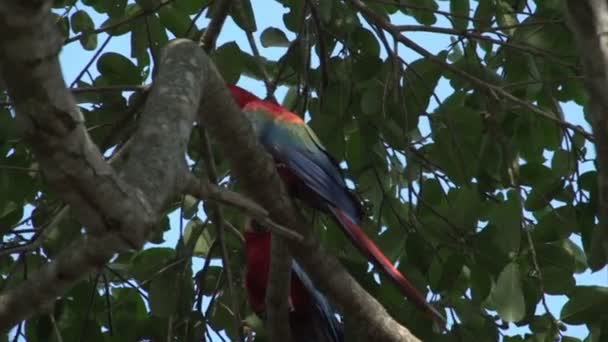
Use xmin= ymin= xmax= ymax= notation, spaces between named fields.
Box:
xmin=561 ymin=286 xmax=608 ymax=324
xmin=400 ymin=0 xmax=437 ymax=25
xmin=349 ymin=27 xmax=380 ymax=57
xmin=135 ymin=0 xmax=161 ymax=11
xmin=70 ymin=11 xmax=95 ymax=33
xmin=524 ymin=185 xmax=559 ymax=211
xmin=360 ymin=85 xmax=383 ymax=115
xmin=536 ymin=239 xmax=587 ymax=275
xmin=450 ymin=0 xmax=470 ymax=31
xmin=97 ymin=52 xmax=142 ymax=84
xmin=398 ymin=53 xmax=446 ymax=133
xmin=196 ymin=265 xmax=223 ymax=295
xmin=70 ymin=10 xmax=97 ymax=50
xmin=318 ymin=0 xmax=332 ymax=23
xmin=130 ymin=247 xmax=175 ymax=282
xmin=230 ymin=0 xmax=257 ymax=31
xmin=327 ymin=2 xmax=360 ymax=34
xmin=112 ymin=288 xmax=147 ymax=340
xmin=212 ymin=42 xmax=245 ymax=84
xmin=496 ymin=0 xmax=518 ymax=35
xmin=474 ymin=0 xmax=494 ymax=31
xmin=428 ymin=250 xmax=464 ymax=292
xmin=130 ymin=13 xmax=167 ymax=67
xmin=183 ymin=219 xmax=214 ymax=257
xmin=158 ymin=4 xmax=192 ymax=38
xmin=488 ymin=262 xmax=525 ymax=322
xmin=175 ymin=0 xmax=209 ymax=14
xmin=488 ymin=190 xmax=522 ymax=257
xmin=551 ymin=149 xmax=576 ymax=177
xmin=532 ymin=205 xmax=576 ymax=243
xmin=541 ymin=266 xmax=575 ymax=295
xmin=260 ymin=27 xmax=290 ymax=47
xmin=182 ymin=194 xmax=199 ymax=219
xmin=281 ymin=0 xmax=305 ymax=32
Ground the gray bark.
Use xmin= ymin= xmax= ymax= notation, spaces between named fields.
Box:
xmin=567 ymin=0 xmax=608 ymax=267
xmin=0 ymin=1 xmax=422 ymax=341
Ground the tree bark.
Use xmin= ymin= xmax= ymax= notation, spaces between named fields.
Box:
xmin=566 ymin=0 xmax=608 ymax=266
xmin=0 ymin=1 xmax=422 ymax=340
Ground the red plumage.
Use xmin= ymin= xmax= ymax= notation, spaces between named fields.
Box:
xmin=244 ymin=229 xmax=310 ymax=315
xmin=244 ymin=220 xmax=344 ymax=342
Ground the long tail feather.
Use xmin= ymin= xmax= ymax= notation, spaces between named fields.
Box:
xmin=292 ymin=261 xmax=344 ymax=342
xmin=329 ymin=206 xmax=446 ymax=326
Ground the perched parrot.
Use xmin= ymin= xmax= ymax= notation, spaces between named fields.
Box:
xmin=229 ymin=84 xmax=445 ymax=325
xmin=244 ymin=218 xmax=344 ymax=342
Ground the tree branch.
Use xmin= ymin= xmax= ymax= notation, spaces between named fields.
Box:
xmin=566 ymin=0 xmax=608 ymax=265
xmin=199 ymin=0 xmax=233 ymax=51
xmin=0 ymin=1 xmax=204 ymax=330
xmin=192 ymin=45 xmax=422 ymax=342
xmin=196 ymin=126 xmax=244 ymax=341
xmin=0 ymin=2 xmax=423 ymax=339
xmin=347 ymin=0 xmax=594 ymax=142
xmin=184 ymin=175 xmax=303 ymax=243
xmin=199 ymin=1 xmax=293 ymax=340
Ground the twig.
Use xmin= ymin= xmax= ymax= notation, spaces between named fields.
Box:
xmin=304 ymin=0 xmax=329 ymax=91
xmin=69 ymin=33 xmax=113 ymax=88
xmin=64 ymin=0 xmax=176 ymax=45
xmin=223 ymin=220 xmax=245 ymax=243
xmin=185 ymin=1 xmax=208 ymax=37
xmin=520 ymin=189 xmax=560 ymax=339
xmin=394 ymin=25 xmax=577 ymax=67
xmin=196 ymin=239 xmax=220 ymax=312
xmin=104 ymin=266 xmax=150 ymax=301
xmin=71 ymin=85 xmax=146 ymax=93
xmin=197 ymin=125 xmax=244 ymax=341
xmin=346 ymin=0 xmax=594 ymax=142
xmin=50 ymin=314 xmax=64 ymax=342
xmin=0 ymin=206 xmax=68 ymax=257
xmin=0 ymin=85 xmax=147 ymax=107
xmin=244 ymin=29 xmax=276 ymax=103
xmin=102 ymin=272 xmax=114 ymax=336
xmin=79 ymin=274 xmax=101 ymax=341
xmin=185 ymin=174 xmax=303 ymax=243
xmin=199 ymin=0 xmax=234 ymax=52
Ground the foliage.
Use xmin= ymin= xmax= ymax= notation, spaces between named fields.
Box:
xmin=0 ymin=0 xmax=603 ymax=341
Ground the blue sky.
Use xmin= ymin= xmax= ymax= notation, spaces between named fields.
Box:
xmin=52 ymin=1 xmax=608 ymax=340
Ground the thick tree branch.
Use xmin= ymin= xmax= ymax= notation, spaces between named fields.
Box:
xmin=199 ymin=1 xmax=293 ymax=339
xmin=0 ymin=1 xmax=203 ymax=330
xmin=190 ymin=44 xmax=422 ymax=342
xmin=0 ymin=2 xmax=422 ymax=339
xmin=566 ymin=0 xmax=608 ymax=264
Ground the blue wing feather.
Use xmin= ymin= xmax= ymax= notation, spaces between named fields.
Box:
xmin=291 ymin=261 xmax=343 ymax=342
xmin=261 ymin=124 xmax=362 ymax=224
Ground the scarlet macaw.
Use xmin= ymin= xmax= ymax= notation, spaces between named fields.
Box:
xmin=230 ymin=84 xmax=445 ymax=325
xmin=244 ymin=219 xmax=344 ymax=342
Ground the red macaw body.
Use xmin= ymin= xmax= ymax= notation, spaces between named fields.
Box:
xmin=230 ymin=84 xmax=445 ymax=325
xmin=244 ymin=220 xmax=343 ymax=342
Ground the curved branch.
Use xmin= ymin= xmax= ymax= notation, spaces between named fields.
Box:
xmin=191 ymin=45 xmax=422 ymax=342
xmin=0 ymin=2 xmax=423 ymax=340
xmin=0 ymin=1 xmax=203 ymax=330
xmin=347 ymin=0 xmax=594 ymax=142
